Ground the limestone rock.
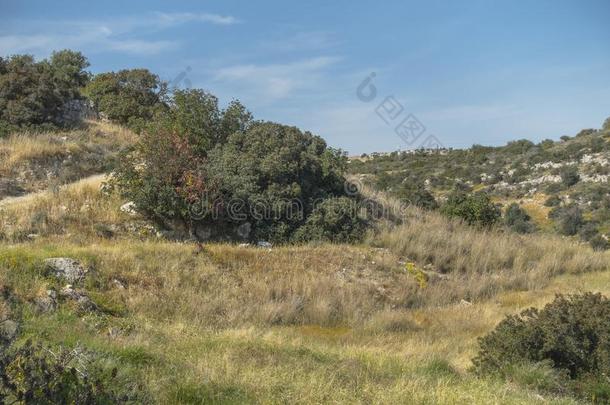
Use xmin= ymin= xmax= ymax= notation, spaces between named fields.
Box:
xmin=45 ymin=258 xmax=89 ymax=284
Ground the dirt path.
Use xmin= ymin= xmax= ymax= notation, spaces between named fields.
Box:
xmin=0 ymin=174 xmax=108 ymax=208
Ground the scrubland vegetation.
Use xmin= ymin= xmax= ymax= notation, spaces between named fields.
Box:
xmin=0 ymin=50 xmax=609 ymax=403
xmin=350 ymin=119 xmax=610 ymax=251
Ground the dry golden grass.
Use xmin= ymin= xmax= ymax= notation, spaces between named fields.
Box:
xmin=0 ymin=120 xmax=136 ymax=196
xmin=362 ymin=182 xmax=609 ymax=305
xmin=0 ymin=174 xmax=151 ymax=242
xmin=0 ymin=133 xmax=82 ymax=173
xmin=0 ymin=235 xmax=601 ymax=403
xmin=0 ymin=148 xmax=606 ymax=402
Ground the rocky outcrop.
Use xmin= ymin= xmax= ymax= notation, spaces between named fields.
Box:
xmin=44 ymin=258 xmax=90 ymax=284
xmin=60 ymin=285 xmax=97 ymax=312
xmin=59 ymin=99 xmax=98 ymax=125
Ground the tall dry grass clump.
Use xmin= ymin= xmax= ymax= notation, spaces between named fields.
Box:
xmin=0 ymin=120 xmax=137 ymax=195
xmin=362 ymin=183 xmax=609 ymax=304
xmin=0 ymin=175 xmax=145 ymax=242
xmin=0 ymin=133 xmax=82 ymax=173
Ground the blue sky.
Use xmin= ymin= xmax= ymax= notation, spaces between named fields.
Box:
xmin=1 ymin=0 xmax=609 ymax=154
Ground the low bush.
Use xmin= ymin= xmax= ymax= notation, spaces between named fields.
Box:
xmin=293 ymin=197 xmax=368 ymax=243
xmin=504 ymin=203 xmax=535 ymax=233
xmin=560 ymin=166 xmax=580 ymax=187
xmin=550 ymin=204 xmax=584 ymax=236
xmin=589 ymin=235 xmax=609 ymax=251
xmin=440 ymin=191 xmax=500 ymax=227
xmin=0 ymin=339 xmax=133 ymax=404
xmin=396 ymin=182 xmax=438 ymax=210
xmin=473 ymin=293 xmax=610 ymax=402
xmin=544 ymin=195 xmax=561 ymax=207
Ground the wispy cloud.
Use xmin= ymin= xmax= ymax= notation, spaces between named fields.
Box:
xmin=154 ymin=12 xmax=240 ymax=26
xmin=0 ymin=11 xmax=240 ymax=57
xmin=213 ymin=56 xmax=341 ymax=100
xmin=259 ymin=31 xmax=339 ymax=52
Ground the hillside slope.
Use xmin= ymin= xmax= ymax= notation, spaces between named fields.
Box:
xmin=0 ymin=121 xmax=608 ymax=403
xmin=350 ymin=120 xmax=610 ymax=242
xmin=0 ymin=120 xmax=135 ymax=200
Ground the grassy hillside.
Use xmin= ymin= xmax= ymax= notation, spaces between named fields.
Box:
xmin=0 ymin=130 xmax=609 ymax=403
xmin=0 ymin=120 xmax=135 ymax=200
xmin=349 ymin=121 xmax=610 ymax=245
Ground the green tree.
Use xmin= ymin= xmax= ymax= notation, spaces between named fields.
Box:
xmin=0 ymin=50 xmax=89 ymax=135
xmin=206 ymin=121 xmax=348 ymax=242
xmin=154 ymin=90 xmax=252 ymax=154
xmin=112 ymin=96 xmax=357 ymax=243
xmin=84 ymin=69 xmax=167 ymax=131
xmin=293 ymin=197 xmax=367 ymax=243
xmin=441 ymin=191 xmax=500 ymax=227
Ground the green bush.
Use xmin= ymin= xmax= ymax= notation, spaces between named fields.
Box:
xmin=112 ymin=94 xmax=359 ymax=243
xmin=544 ymin=195 xmax=561 ymax=207
xmin=83 ymin=69 xmax=167 ymax=131
xmin=0 ymin=50 xmax=90 ymax=132
xmin=504 ymin=203 xmax=535 ymax=233
xmin=560 ymin=166 xmax=580 ymax=187
xmin=550 ymin=204 xmax=584 ymax=236
xmin=396 ymin=182 xmax=438 ymax=210
xmin=293 ymin=197 xmax=367 ymax=243
xmin=579 ymin=222 xmax=599 ymax=241
xmin=0 ymin=340 xmax=125 ymax=404
xmin=441 ymin=191 xmax=500 ymax=227
xmin=472 ymin=293 xmax=610 ymax=402
xmin=205 ymin=121 xmax=350 ymax=242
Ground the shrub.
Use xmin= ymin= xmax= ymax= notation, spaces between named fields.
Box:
xmin=112 ymin=97 xmax=358 ymax=242
xmin=441 ymin=191 xmax=500 ymax=227
xmin=589 ymin=235 xmax=609 ymax=251
xmin=544 ymin=183 xmax=562 ymax=195
xmin=293 ymin=197 xmax=367 ymax=243
xmin=84 ymin=69 xmax=167 ymax=131
xmin=0 ymin=340 xmax=125 ymax=403
xmin=579 ymin=222 xmax=599 ymax=242
xmin=504 ymin=203 xmax=535 ymax=233
xmin=205 ymin=121 xmax=350 ymax=242
xmin=473 ymin=293 xmax=610 ymax=401
xmin=396 ymin=182 xmax=438 ymax=210
xmin=551 ymin=204 xmax=584 ymax=236
xmin=111 ymin=127 xmax=210 ymax=235
xmin=0 ymin=50 xmax=90 ymax=131
xmin=560 ymin=166 xmax=580 ymax=187
xmin=544 ymin=195 xmax=561 ymax=207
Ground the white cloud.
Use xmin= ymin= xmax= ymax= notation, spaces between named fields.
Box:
xmin=0 ymin=35 xmax=55 ymax=55
xmin=260 ymin=31 xmax=339 ymax=52
xmin=154 ymin=12 xmax=240 ymax=26
xmin=105 ymin=39 xmax=177 ymax=56
xmin=213 ymin=56 xmax=341 ymax=100
xmin=0 ymin=11 xmax=239 ymax=57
